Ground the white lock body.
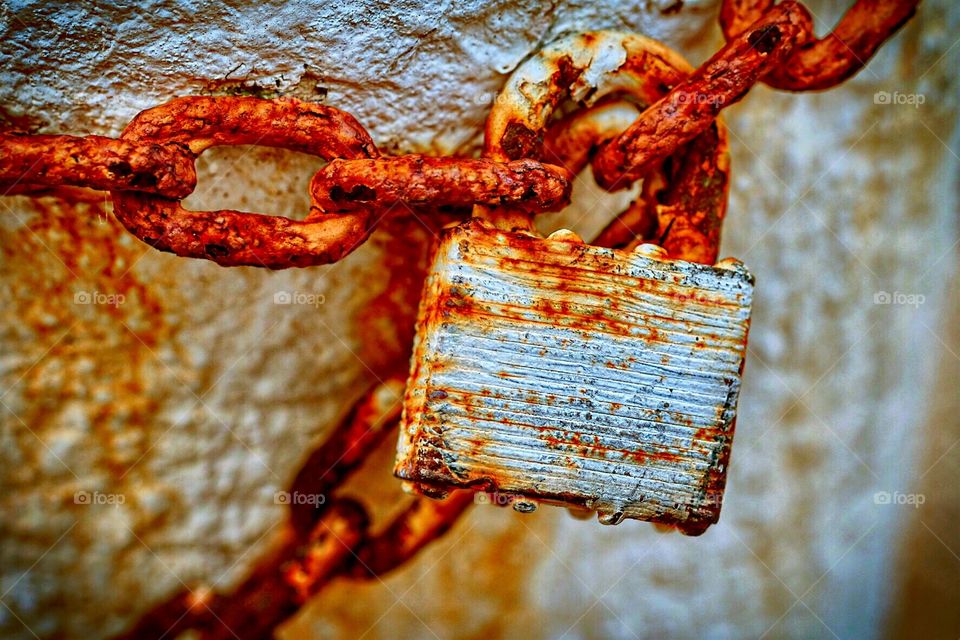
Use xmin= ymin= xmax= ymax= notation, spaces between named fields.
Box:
xmin=395 ymin=219 xmax=753 ymax=534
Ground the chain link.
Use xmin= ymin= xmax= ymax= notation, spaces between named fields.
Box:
xmin=0 ymin=132 xmax=196 ymax=197
xmin=591 ymin=1 xmax=809 ymax=189
xmin=311 ymin=155 xmax=571 ymax=214
xmin=720 ymin=0 xmax=921 ymax=91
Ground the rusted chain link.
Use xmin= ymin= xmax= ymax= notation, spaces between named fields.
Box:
xmin=282 ymin=376 xmax=474 ymax=602
xmin=0 ymin=132 xmax=197 ymax=197
xmin=591 ymin=1 xmax=808 ymax=191
xmin=720 ymin=0 xmax=921 ymax=91
xmin=113 ymin=374 xmax=473 ymax=640
xmin=311 ymin=155 xmax=571 ymax=214
xmin=112 ymin=96 xmax=386 ymax=268
xmin=591 ymin=0 xmax=918 ymax=214
xmin=2 ymin=96 xmax=572 ymax=269
xmin=545 ymin=96 xmax=731 ymax=264
xmin=482 ymin=30 xmax=730 ymax=264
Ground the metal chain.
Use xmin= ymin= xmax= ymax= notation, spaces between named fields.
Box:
xmin=591 ymin=1 xmax=810 ymax=190
xmin=1 ymin=96 xmax=571 ymax=268
xmin=719 ymin=0 xmax=921 ymax=91
xmin=0 ymin=3 xmax=914 ymax=269
xmin=0 ymin=132 xmax=197 ymax=197
xmin=113 ymin=375 xmax=477 ymax=640
xmin=0 ymin=1 xmax=917 ymax=638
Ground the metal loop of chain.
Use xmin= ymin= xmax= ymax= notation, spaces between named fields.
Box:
xmin=112 ymin=96 xmax=381 ymax=268
xmin=591 ymin=0 xmax=919 ymax=189
xmin=481 ymin=30 xmax=730 ymax=265
xmin=591 ymin=1 xmax=809 ymax=192
xmin=719 ymin=0 xmax=921 ymax=91
xmin=0 ymin=132 xmax=198 ymax=197
xmin=115 ymin=376 xmax=477 ymax=640
xmin=310 ymin=154 xmax=571 ymax=214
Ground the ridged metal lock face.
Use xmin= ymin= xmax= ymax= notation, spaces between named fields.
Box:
xmin=394 ymin=220 xmax=753 ymax=534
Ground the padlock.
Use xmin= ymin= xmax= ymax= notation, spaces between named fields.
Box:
xmin=394 ymin=32 xmax=753 ymax=534
xmin=395 ymin=220 xmax=752 ymax=533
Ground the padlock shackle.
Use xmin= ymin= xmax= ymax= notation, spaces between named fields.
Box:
xmin=478 ymin=30 xmax=730 ymax=265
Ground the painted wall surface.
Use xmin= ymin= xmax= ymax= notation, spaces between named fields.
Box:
xmin=1 ymin=1 xmax=957 ymax=638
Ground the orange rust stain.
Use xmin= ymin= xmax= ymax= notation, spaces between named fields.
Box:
xmin=354 ymin=213 xmax=437 ymax=373
xmin=462 ymin=437 xmax=487 ymax=460
xmin=1 ymin=196 xmax=185 ymax=478
xmin=693 ymin=425 xmax=718 ymax=442
xmin=539 ymin=427 xmax=682 ymax=467
xmin=604 ymin=360 xmax=633 ymax=371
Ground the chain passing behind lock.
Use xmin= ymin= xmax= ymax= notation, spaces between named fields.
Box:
xmin=0 ymin=1 xmax=920 ymax=637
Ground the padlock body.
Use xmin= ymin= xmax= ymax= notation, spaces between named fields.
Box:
xmin=394 ymin=220 xmax=753 ymax=534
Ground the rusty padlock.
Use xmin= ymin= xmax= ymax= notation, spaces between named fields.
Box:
xmin=395 ymin=32 xmax=753 ymax=535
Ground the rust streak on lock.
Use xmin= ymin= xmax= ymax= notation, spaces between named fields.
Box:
xmin=395 ymin=220 xmax=753 ymax=534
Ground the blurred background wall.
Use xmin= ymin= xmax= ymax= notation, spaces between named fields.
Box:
xmin=0 ymin=0 xmax=957 ymax=638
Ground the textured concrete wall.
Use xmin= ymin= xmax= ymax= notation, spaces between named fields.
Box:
xmin=0 ymin=1 xmax=957 ymax=639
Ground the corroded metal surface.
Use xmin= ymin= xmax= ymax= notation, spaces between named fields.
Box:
xmin=311 ymin=155 xmax=572 ymax=214
xmin=719 ymin=0 xmax=921 ymax=91
xmin=480 ymin=29 xmax=730 ymax=264
xmin=111 ymin=96 xmax=383 ymax=268
xmin=395 ymin=220 xmax=754 ymax=534
xmin=590 ymin=2 xmax=808 ymax=189
xmin=0 ymin=1 xmax=945 ymax=638
xmin=114 ymin=374 xmax=475 ymax=640
xmin=0 ymin=132 xmax=197 ymax=197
